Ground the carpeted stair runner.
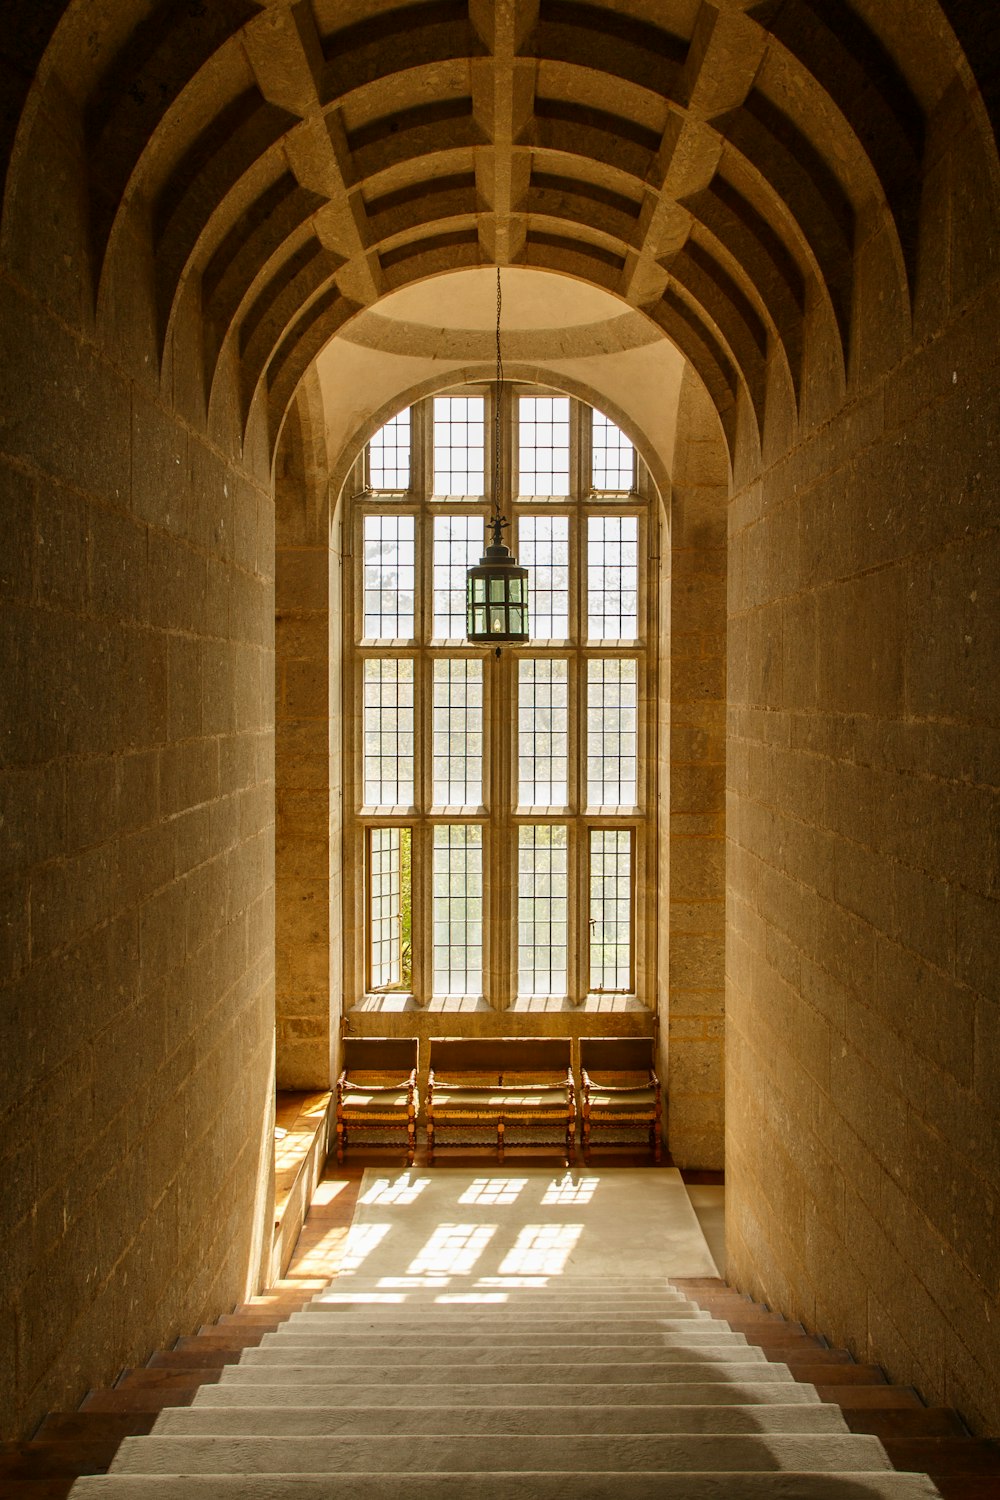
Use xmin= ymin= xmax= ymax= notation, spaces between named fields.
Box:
xmin=65 ymin=1276 xmax=947 ymax=1499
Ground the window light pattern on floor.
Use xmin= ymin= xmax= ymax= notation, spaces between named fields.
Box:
xmin=407 ymin=1222 xmax=497 ymax=1276
xmin=458 ymin=1178 xmax=529 ymax=1206
xmin=498 ymin=1222 xmax=584 ymax=1276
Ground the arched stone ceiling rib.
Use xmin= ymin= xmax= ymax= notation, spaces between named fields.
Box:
xmin=748 ymin=0 xmax=924 ymax=277
xmin=200 ymin=173 xmax=331 ymax=376
xmin=152 ymin=88 xmax=300 ymax=346
xmin=14 ymin=0 xmax=994 ymax=458
xmin=84 ymin=0 xmax=261 ymax=270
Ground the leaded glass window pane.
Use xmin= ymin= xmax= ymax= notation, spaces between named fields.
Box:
xmin=587 ymin=658 xmax=638 ymax=807
xmin=432 ymin=825 xmax=483 ymax=995
xmin=370 ymin=409 xmax=411 ymax=490
xmin=433 ymin=659 xmax=483 ymax=806
xmin=517 ymin=825 xmax=568 ymax=997
xmin=518 ymin=396 xmax=570 ymax=497
xmin=589 ymin=829 xmax=631 ymax=991
xmin=433 ymin=396 xmax=485 ymax=496
xmin=517 ymin=515 xmax=569 ymax=639
xmin=369 ymin=827 xmax=412 ymax=989
xmin=518 ymin=659 xmax=568 ymax=808
xmin=433 ymin=515 xmax=485 ymax=638
xmin=355 ymin=392 xmax=651 ymax=1014
xmin=587 ymin=515 xmax=638 ymax=640
xmin=363 ymin=514 xmax=415 ymax=639
xmin=363 ymin=659 xmax=414 ymax=806
xmin=591 ymin=410 xmax=634 ymax=491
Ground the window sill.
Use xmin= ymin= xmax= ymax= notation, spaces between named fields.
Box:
xmin=349 ymin=995 xmax=650 ymax=1016
xmin=352 ymin=993 xmax=421 ymax=1013
xmin=509 ymin=994 xmax=649 ymax=1014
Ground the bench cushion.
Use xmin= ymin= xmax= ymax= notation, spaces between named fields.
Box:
xmin=431 ymin=1086 xmax=570 ymax=1111
xmin=340 ymin=1087 xmax=412 ymax=1109
xmin=586 ymin=1086 xmax=658 ymax=1111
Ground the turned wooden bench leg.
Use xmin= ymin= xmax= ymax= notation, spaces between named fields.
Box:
xmin=497 ymin=1118 xmax=504 ymax=1163
xmin=426 ymin=1115 xmax=435 ymax=1164
xmin=336 ymin=1117 xmax=346 ymax=1166
xmin=566 ymin=1117 xmax=575 ymax=1165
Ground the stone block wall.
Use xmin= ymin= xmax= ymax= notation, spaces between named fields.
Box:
xmin=725 ymin=78 xmax=1000 ymax=1431
xmin=275 ymin=377 xmax=336 ymax=1089
xmin=0 ymin=88 xmax=276 ymax=1439
xmin=664 ymin=370 xmax=728 ymax=1169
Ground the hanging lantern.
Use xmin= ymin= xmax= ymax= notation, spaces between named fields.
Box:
xmin=467 ymin=268 xmax=529 ymax=647
xmin=466 ymin=513 xmax=529 ymax=642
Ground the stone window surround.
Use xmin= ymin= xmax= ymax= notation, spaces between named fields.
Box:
xmin=341 ymin=384 xmax=659 ymax=1016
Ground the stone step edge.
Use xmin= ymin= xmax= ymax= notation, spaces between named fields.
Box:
xmin=66 ymin=1471 xmax=946 ymax=1496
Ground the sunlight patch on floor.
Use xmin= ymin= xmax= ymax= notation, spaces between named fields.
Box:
xmin=458 ymin=1177 xmax=529 ymax=1205
xmin=498 ymin=1222 xmax=584 ymax=1276
xmin=406 ymin=1222 xmax=498 ymax=1275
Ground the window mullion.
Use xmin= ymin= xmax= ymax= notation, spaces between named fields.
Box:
xmin=633 ymin=823 xmax=647 ymax=1004
xmin=568 ymin=649 xmax=582 ymax=1004
xmin=412 ymin=411 xmax=432 ymax=1006
xmin=641 ymin=505 xmax=661 ymax=1009
xmin=570 ymin=397 xmax=586 ymax=498
xmin=567 ymin=490 xmax=583 ymax=1006
xmin=488 ymin=646 xmax=515 ymax=1010
xmin=411 ymin=818 xmax=431 ymax=1006
xmin=350 ymin=660 xmax=370 ymax=1002
xmin=416 ymin=397 xmax=433 ymax=497
xmin=565 ymin=818 xmax=581 ymax=1004
xmin=637 ymin=509 xmax=649 ymax=651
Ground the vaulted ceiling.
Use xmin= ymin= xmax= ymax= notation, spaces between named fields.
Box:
xmin=9 ymin=0 xmax=990 ymax=455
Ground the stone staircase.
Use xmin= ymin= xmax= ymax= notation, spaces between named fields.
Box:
xmin=22 ymin=1274 xmax=982 ymax=1499
xmin=5 ymin=1276 xmax=998 ymax=1497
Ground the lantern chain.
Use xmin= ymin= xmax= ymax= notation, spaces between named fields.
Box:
xmin=492 ymin=266 xmax=506 ymax=549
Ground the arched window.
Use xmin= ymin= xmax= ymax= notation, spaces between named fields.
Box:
xmin=343 ymin=385 xmax=656 ymax=1014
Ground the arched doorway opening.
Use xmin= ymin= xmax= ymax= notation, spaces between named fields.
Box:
xmin=272 ymin=265 xmax=730 ymax=1174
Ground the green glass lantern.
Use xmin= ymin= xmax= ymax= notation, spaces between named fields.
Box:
xmin=466 ymin=514 xmax=529 ymax=643
xmin=466 ymin=268 xmax=529 ymax=647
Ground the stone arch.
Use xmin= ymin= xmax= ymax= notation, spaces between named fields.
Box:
xmin=4 ymin=0 xmax=994 ymax=468
xmin=1 ymin=0 xmax=999 ymax=1445
xmin=323 ymin=360 xmax=678 ymax=512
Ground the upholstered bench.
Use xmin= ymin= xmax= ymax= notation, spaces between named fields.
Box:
xmin=580 ymin=1036 xmax=662 ymax=1162
xmin=426 ymin=1037 xmax=575 ymax=1163
xmin=335 ymin=1037 xmax=418 ymax=1165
